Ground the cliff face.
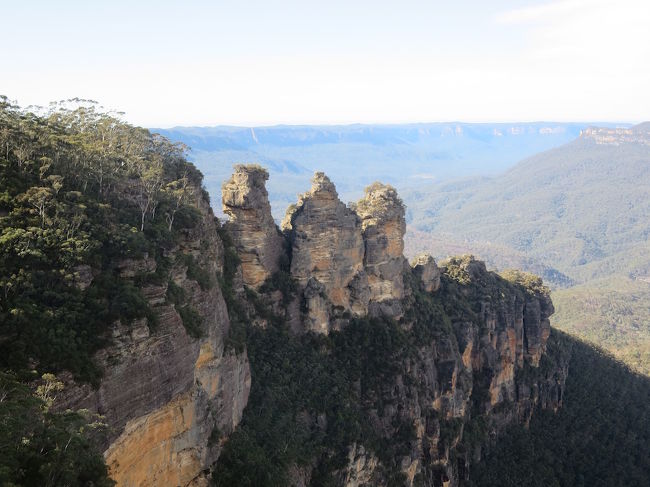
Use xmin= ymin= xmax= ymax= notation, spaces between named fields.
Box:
xmin=283 ymin=172 xmax=368 ymax=329
xmin=212 ymin=166 xmax=567 ymax=487
xmin=354 ymin=182 xmax=408 ymax=317
xmin=57 ymin=190 xmax=251 ymax=486
xmin=580 ymin=125 xmax=650 ymax=145
xmin=57 ymin=163 xmax=564 ymax=487
xmin=332 ymin=257 xmax=564 ymax=486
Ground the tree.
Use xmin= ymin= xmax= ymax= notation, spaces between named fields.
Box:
xmin=132 ymin=154 xmax=164 ymax=231
xmin=18 ymin=186 xmax=54 ymax=228
xmin=165 ymin=171 xmax=195 ymax=231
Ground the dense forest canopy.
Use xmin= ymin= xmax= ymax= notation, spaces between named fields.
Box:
xmin=469 ymin=330 xmax=650 ymax=487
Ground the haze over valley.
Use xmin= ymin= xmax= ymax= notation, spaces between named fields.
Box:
xmin=156 ymin=122 xmax=603 ymax=220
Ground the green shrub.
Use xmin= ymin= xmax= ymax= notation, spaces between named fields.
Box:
xmin=177 ymin=304 xmax=203 ymax=338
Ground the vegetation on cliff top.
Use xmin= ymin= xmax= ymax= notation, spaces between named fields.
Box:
xmin=0 ymin=96 xmax=203 ymax=382
xmin=0 ymin=98 xmax=206 ymax=484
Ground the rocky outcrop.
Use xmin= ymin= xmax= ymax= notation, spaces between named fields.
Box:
xmin=70 ymin=164 xmax=563 ymax=487
xmin=340 ymin=444 xmax=379 ymax=487
xmin=280 ymin=175 xmax=411 ymax=332
xmin=283 ymin=172 xmax=368 ymax=329
xmin=411 ymin=254 xmax=441 ymax=293
xmin=354 ymin=183 xmax=408 ymax=317
xmin=222 ymin=164 xmax=284 ymax=288
xmin=581 ymin=125 xmax=650 ymax=145
xmin=56 ymin=190 xmax=251 ymax=486
xmin=331 ymin=256 xmax=566 ymax=486
xmin=218 ymin=165 xmax=564 ymax=486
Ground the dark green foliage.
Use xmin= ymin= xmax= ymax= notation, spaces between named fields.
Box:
xmin=0 ymin=98 xmax=205 ymax=382
xmin=208 ymin=426 xmax=222 ymax=447
xmin=259 ymin=270 xmax=298 ymax=307
xmin=469 ymin=330 xmax=650 ymax=487
xmin=0 ymin=372 xmax=114 ymax=486
xmin=0 ymin=98 xmax=220 ymax=484
xmin=177 ymin=304 xmax=204 ymax=338
xmin=213 ymin=312 xmax=414 ymax=486
xmin=166 ymin=279 xmax=186 ymax=305
xmin=216 ymin=225 xmax=247 ymax=353
xmin=403 ymin=269 xmax=454 ymax=342
xmin=439 ymin=418 xmax=464 ymax=447
xmin=179 ymin=253 xmax=214 ymax=290
xmin=213 ymin=253 xmax=561 ymax=486
xmin=259 ymin=243 xmax=298 ymax=307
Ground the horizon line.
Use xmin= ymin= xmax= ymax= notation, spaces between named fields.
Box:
xmin=150 ymin=120 xmax=639 ymax=130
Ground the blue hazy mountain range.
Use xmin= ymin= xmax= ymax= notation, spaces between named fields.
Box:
xmin=154 ymin=122 xmax=615 ymax=219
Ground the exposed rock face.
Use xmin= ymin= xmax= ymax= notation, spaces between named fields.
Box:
xmin=411 ymin=254 xmax=441 ymax=293
xmin=354 ymin=183 xmax=408 ymax=316
xmin=581 ymin=125 xmax=650 ymax=145
xmin=222 ymin=164 xmax=284 ymax=288
xmin=56 ymin=191 xmax=251 ymax=486
xmin=302 ymin=277 xmax=331 ymax=333
xmin=523 ymin=293 xmax=553 ymax=366
xmin=280 ymin=175 xmax=411 ymax=332
xmin=66 ymin=164 xmax=563 ymax=486
xmin=331 ymin=256 xmax=566 ymax=486
xmin=225 ymin=165 xmax=563 ymax=485
xmin=283 ymin=172 xmax=368 ymax=328
xmin=340 ymin=444 xmax=379 ymax=487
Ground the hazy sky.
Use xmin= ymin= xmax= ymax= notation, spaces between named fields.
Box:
xmin=1 ymin=0 xmax=649 ymax=127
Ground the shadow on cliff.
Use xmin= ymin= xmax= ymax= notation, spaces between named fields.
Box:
xmin=469 ymin=327 xmax=650 ymax=487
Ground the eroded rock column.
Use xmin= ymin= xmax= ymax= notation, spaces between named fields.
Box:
xmin=282 ymin=172 xmax=368 ymax=331
xmin=222 ymin=164 xmax=284 ymax=289
xmin=354 ymin=183 xmax=408 ymax=317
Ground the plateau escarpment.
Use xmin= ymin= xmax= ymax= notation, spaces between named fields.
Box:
xmin=213 ymin=164 xmax=567 ymax=486
xmin=57 ymin=186 xmax=251 ymax=486
xmin=0 ymin=100 xmax=638 ymax=487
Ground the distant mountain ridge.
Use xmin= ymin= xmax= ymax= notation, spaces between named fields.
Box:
xmin=400 ymin=123 xmax=650 ymax=374
xmin=154 ymin=122 xmax=617 ymax=219
xmin=402 ymin=126 xmax=650 ymax=281
xmin=580 ymin=122 xmax=650 ymax=145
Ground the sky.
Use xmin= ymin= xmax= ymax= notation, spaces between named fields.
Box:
xmin=1 ymin=0 xmax=649 ymax=127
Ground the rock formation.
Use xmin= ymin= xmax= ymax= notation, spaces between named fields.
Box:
xmin=324 ymin=256 xmax=565 ymax=486
xmin=354 ymin=182 xmax=408 ymax=316
xmin=411 ymin=254 xmax=441 ymax=293
xmin=218 ymin=168 xmax=565 ymax=486
xmin=57 ymin=189 xmax=251 ymax=486
xmin=56 ymin=164 xmax=564 ymax=487
xmin=283 ymin=172 xmax=368 ymax=330
xmin=222 ymin=164 xmax=284 ymax=288
xmin=280 ymin=175 xmax=412 ymax=332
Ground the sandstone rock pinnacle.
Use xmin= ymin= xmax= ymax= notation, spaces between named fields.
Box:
xmin=283 ymin=172 xmax=368 ymax=328
xmin=354 ymin=182 xmax=408 ymax=315
xmin=222 ymin=164 xmax=284 ymax=288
